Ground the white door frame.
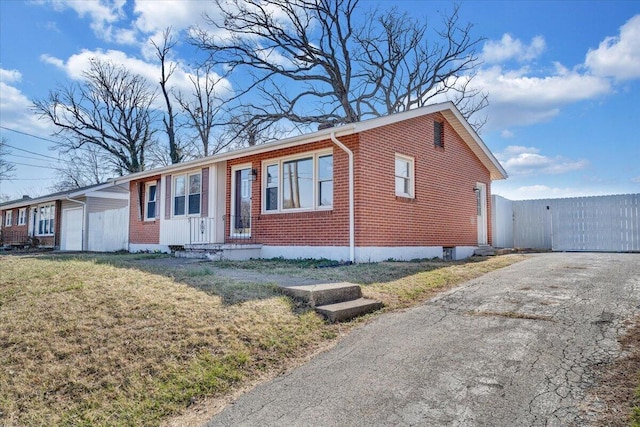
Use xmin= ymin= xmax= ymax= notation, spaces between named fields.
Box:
xmin=230 ymin=164 xmax=252 ymax=238
xmin=476 ymin=182 xmax=488 ymax=245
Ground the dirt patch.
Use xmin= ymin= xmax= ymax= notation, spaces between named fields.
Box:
xmin=581 ymin=317 xmax=640 ymax=426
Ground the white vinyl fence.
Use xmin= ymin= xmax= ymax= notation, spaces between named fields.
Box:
xmin=492 ymin=193 xmax=640 ymax=252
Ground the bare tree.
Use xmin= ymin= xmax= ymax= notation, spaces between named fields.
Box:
xmin=51 ymin=146 xmax=114 ymax=191
xmin=191 ymin=0 xmax=486 ymax=133
xmin=175 ymin=63 xmax=229 ymax=156
xmin=33 ymin=58 xmax=157 ymax=174
xmin=152 ymin=28 xmax=185 ymax=164
xmin=0 ymin=137 xmax=16 ymax=181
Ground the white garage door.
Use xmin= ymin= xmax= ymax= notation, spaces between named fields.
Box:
xmin=61 ymin=207 xmax=83 ymax=251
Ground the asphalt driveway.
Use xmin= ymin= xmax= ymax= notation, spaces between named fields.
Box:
xmin=207 ymin=253 xmax=640 ymax=426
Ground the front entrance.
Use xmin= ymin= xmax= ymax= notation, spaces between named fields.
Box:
xmin=476 ymin=182 xmax=488 ymax=245
xmin=231 ymin=166 xmax=252 ymax=238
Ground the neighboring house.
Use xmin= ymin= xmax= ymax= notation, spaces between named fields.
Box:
xmin=0 ymin=183 xmax=129 ymax=251
xmin=115 ymin=101 xmax=507 ymax=262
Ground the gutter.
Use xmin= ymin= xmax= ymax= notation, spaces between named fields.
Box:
xmin=65 ymin=196 xmax=86 ymax=251
xmin=330 ymin=132 xmax=355 ymax=263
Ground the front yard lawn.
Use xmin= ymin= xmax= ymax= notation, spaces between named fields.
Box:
xmin=0 ymin=253 xmax=523 ymax=426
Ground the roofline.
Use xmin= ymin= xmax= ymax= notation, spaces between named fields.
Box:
xmin=109 ymin=101 xmax=506 ymax=183
xmin=0 ymin=181 xmax=125 ymax=210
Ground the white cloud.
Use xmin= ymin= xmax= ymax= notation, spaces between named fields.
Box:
xmin=495 ymin=145 xmax=589 ymax=176
xmin=42 ymin=0 xmax=127 ymax=42
xmin=133 ymin=0 xmax=213 ymax=34
xmin=500 ymin=129 xmax=514 ymax=138
xmin=0 ymin=68 xmax=22 ymax=84
xmin=473 ymin=65 xmax=611 ymax=130
xmin=482 ymin=34 xmax=546 ymax=64
xmin=0 ymin=69 xmax=52 ymax=133
xmin=40 ymin=49 xmax=233 ymax=109
xmin=585 ymin=14 xmax=640 ymax=81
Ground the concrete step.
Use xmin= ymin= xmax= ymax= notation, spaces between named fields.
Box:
xmin=280 ymin=282 xmax=362 ymax=307
xmin=315 ymin=298 xmax=384 ymax=323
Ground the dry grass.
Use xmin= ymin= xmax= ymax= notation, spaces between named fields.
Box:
xmin=0 ymin=253 xmax=524 ymax=426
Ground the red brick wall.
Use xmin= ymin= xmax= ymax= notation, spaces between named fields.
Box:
xmin=225 ymin=114 xmax=493 ymax=248
xmin=356 ymin=112 xmax=492 ymax=247
xmin=1 ymin=207 xmax=29 ymax=244
xmin=129 ymin=177 xmax=160 ymax=244
xmin=225 ymin=138 xmax=356 ymax=246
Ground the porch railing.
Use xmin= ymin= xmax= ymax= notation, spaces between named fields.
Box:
xmin=0 ymin=230 xmax=30 ymax=246
xmin=188 ymin=217 xmax=216 ymax=244
xmin=224 ymin=215 xmax=256 ymax=243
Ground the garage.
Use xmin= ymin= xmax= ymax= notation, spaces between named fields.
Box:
xmin=61 ymin=207 xmax=83 ymax=251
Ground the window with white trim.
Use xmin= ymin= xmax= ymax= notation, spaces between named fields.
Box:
xmin=145 ymin=182 xmax=157 ymax=220
xmin=263 ymin=151 xmax=333 ymax=213
xmin=5 ymin=210 xmax=12 ymax=227
xmin=37 ymin=204 xmax=55 ymax=235
xmin=173 ymin=173 xmax=201 ymax=216
xmin=395 ymin=154 xmax=414 ymax=198
xmin=18 ymin=208 xmax=26 ymax=226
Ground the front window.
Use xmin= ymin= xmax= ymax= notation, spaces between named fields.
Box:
xmin=283 ymin=157 xmax=313 ymax=210
xmin=395 ymin=154 xmax=414 ymax=198
xmin=173 ymin=173 xmax=202 ymax=217
xmin=263 ymin=151 xmax=333 ymax=213
xmin=18 ymin=208 xmax=26 ymax=226
xmin=145 ymin=183 xmax=157 ymax=220
xmin=37 ymin=204 xmax=55 ymax=235
xmin=5 ymin=211 xmax=12 ymax=227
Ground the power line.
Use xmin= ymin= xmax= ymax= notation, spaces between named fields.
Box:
xmin=3 ymin=143 xmax=61 ymax=161
xmin=10 ymin=161 xmax=64 ymax=171
xmin=0 ymin=125 xmax=61 ymax=145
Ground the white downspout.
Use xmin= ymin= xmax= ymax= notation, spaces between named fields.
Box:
xmin=65 ymin=197 xmax=86 ymax=251
xmin=330 ymin=132 xmax=355 ymax=263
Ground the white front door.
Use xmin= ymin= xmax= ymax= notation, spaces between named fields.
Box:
xmin=476 ymin=182 xmax=488 ymax=245
xmin=61 ymin=207 xmax=83 ymax=251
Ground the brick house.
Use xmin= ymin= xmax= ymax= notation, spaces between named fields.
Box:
xmin=0 ymin=183 xmax=129 ymax=251
xmin=116 ymin=102 xmax=507 ymax=262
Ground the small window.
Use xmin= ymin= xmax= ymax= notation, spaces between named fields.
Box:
xmin=145 ymin=183 xmax=157 ymax=220
xmin=434 ymin=121 xmax=444 ymax=148
xmin=5 ymin=210 xmax=12 ymax=227
xmin=317 ymin=155 xmax=333 ymax=207
xmin=18 ymin=208 xmax=26 ymax=226
xmin=265 ymin=164 xmax=279 ymax=211
xmin=188 ymin=174 xmax=201 ymax=215
xmin=174 ymin=176 xmax=186 ymax=216
xmin=395 ymin=154 xmax=414 ymax=198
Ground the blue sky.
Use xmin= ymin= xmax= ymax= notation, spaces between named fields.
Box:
xmin=1 ymin=0 xmax=639 ymax=201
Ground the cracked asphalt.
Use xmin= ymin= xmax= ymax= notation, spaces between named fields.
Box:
xmin=206 ymin=253 xmax=640 ymax=426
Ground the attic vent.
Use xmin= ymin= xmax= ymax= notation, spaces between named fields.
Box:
xmin=434 ymin=121 xmax=444 ymax=148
